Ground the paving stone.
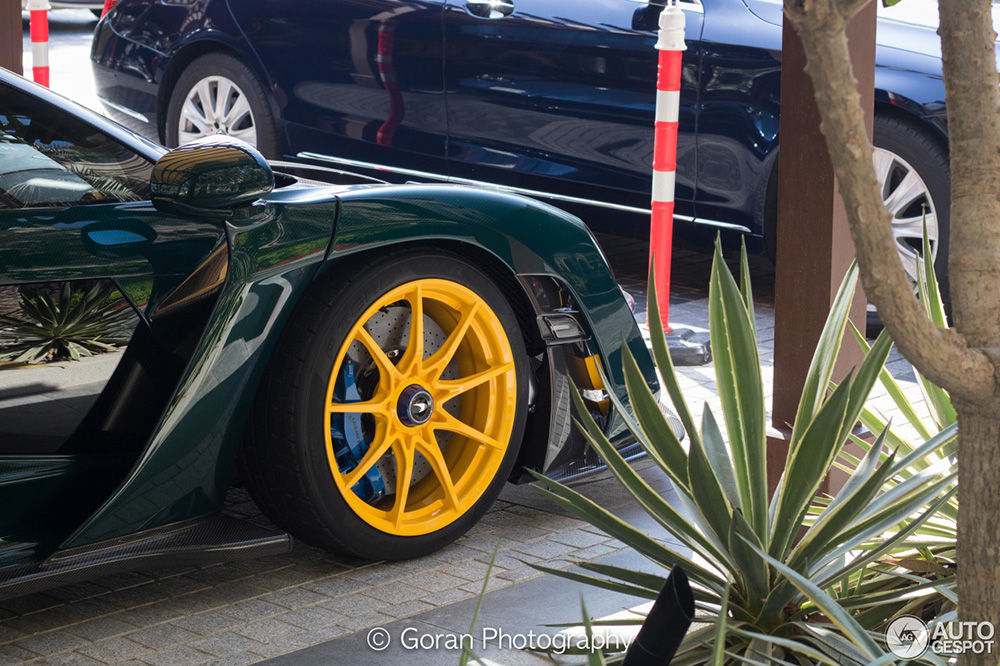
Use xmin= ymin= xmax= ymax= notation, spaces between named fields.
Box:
xmin=206 ymin=653 xmax=258 ymax=666
xmin=293 ymin=625 xmax=351 ymax=646
xmin=404 ymin=571 xmax=468 ymax=593
xmin=126 ymin=623 xmax=201 ymax=650
xmin=218 ymin=599 xmax=286 ymax=623
xmin=473 ymin=553 xmax=540 ymax=571
xmin=429 ymin=544 xmax=481 ymax=563
xmin=278 ymin=606 xmax=348 ymax=631
xmin=379 ymin=599 xmax=435 ymax=619
xmin=301 ymin=575 xmax=367 ymax=599
xmin=0 ymin=643 xmax=37 ymax=664
xmin=549 ymin=529 xmax=610 ymax=549
xmin=459 ymin=576 xmax=509 ymax=595
xmin=115 ymin=600 xmax=189 ymax=627
xmin=234 ymin=619 xmax=303 ymax=644
xmin=144 ymin=576 xmax=209 ymax=598
xmin=66 ymin=616 xmax=137 ymax=641
xmin=570 ymin=543 xmax=619 ymax=562
xmin=260 ymin=587 xmax=329 ymax=610
xmin=1 ymin=607 xmax=89 ymax=636
xmin=188 ymin=632 xmax=263 ymax=658
xmin=421 ymin=588 xmax=473 ymax=607
xmin=0 ymin=594 xmax=62 ymax=616
xmin=75 ymin=636 xmax=149 ymax=662
xmin=511 ymin=540 xmax=578 ymax=560
xmin=171 ymin=611 xmax=241 ymax=636
xmin=442 ymin=560 xmax=496 ymax=582
xmin=14 ymin=630 xmax=87 ymax=657
xmin=334 ymin=611 xmax=394 ymax=632
xmin=141 ymin=645 xmax=208 ymax=666
xmin=43 ymin=583 xmax=109 ymax=604
xmin=501 ymin=526 xmax=552 ymax=543
xmin=319 ymin=593 xmax=388 ymax=617
xmin=247 ymin=640 xmax=303 ymax=658
xmin=34 ymin=654 xmax=105 ymax=665
xmin=496 ymin=566 xmax=544 ymax=583
xmin=363 ymin=583 xmax=426 ymax=604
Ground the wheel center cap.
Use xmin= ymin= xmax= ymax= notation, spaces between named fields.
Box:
xmin=398 ymin=384 xmax=434 ymax=427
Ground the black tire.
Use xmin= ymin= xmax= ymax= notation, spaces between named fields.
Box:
xmin=239 ymin=249 xmax=529 ymax=560
xmin=872 ymin=114 xmax=952 ymax=314
xmin=165 ymin=52 xmax=281 ymax=159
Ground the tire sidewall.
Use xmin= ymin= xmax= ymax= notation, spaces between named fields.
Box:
xmin=165 ymin=53 xmax=281 ymax=158
xmin=292 ymin=252 xmax=529 ymax=560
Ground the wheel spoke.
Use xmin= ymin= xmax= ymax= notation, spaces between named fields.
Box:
xmin=413 ymin=436 xmax=460 ymax=510
xmin=892 ymin=212 xmax=938 ymax=244
xmin=884 ymin=170 xmax=926 ymax=217
xmin=343 ymin=431 xmax=396 ymax=490
xmin=355 ymin=326 xmax=398 ymax=385
xmin=181 ymin=98 xmax=210 ymax=133
xmin=437 ymin=362 xmax=514 ymax=403
xmin=424 ymin=301 xmax=479 ymax=379
xmin=195 ymin=80 xmax=217 ymax=122
xmin=329 ymin=397 xmax=387 ymax=414
xmin=872 ymin=149 xmax=895 ymax=198
xmin=898 ymin=244 xmax=921 ymax=285
xmin=400 ymin=284 xmax=424 ymax=373
xmin=432 ymin=411 xmax=504 ymax=451
xmin=224 ymin=93 xmax=252 ymax=129
xmin=389 ymin=439 xmax=413 ymax=529
xmin=228 ymin=127 xmax=258 ymax=146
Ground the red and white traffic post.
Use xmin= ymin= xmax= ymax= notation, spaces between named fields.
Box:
xmin=27 ymin=0 xmax=51 ymax=88
xmin=650 ymin=0 xmax=684 ymax=332
xmin=649 ymin=0 xmax=710 ymax=365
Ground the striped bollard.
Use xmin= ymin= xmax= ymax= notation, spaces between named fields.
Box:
xmin=650 ymin=0 xmax=711 ymax=365
xmin=27 ymin=0 xmax=51 ymax=88
xmin=650 ymin=0 xmax=684 ymax=332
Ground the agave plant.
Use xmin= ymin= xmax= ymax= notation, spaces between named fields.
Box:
xmin=532 ymin=239 xmax=956 ymax=664
xmin=0 ymin=282 xmax=135 ymax=363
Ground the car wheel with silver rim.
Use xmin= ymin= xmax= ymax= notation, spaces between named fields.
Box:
xmin=165 ymin=52 xmax=281 ymax=158
xmin=869 ymin=115 xmax=951 ymax=320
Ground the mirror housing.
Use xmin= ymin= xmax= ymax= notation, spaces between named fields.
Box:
xmin=150 ymin=136 xmax=274 ymax=218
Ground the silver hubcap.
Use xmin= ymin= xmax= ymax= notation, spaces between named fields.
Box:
xmin=178 ymin=75 xmax=258 ymax=147
xmin=873 ymin=146 xmax=939 ymax=288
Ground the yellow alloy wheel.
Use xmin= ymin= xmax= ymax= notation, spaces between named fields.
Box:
xmin=323 ymin=278 xmax=518 ymax=536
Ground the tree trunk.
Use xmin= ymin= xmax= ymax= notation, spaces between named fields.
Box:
xmin=957 ymin=407 xmax=1000 ymax=664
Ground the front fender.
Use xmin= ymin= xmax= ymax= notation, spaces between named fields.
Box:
xmin=328 ymin=183 xmax=658 ymax=411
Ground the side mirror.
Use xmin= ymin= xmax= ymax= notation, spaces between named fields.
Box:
xmin=150 ymin=136 xmax=274 ymax=218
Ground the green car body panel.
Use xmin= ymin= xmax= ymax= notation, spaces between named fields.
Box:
xmin=0 ymin=70 xmax=658 ymax=597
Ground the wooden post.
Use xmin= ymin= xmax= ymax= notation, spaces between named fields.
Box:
xmin=767 ymin=2 xmax=876 ymax=493
xmin=0 ymin=0 xmax=22 ymax=75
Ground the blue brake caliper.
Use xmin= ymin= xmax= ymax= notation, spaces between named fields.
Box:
xmin=331 ymin=358 xmax=386 ymax=503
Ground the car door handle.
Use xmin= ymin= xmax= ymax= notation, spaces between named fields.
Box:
xmin=465 ymin=0 xmax=514 ymax=18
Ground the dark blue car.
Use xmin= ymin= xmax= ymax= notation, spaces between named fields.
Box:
xmin=91 ymin=0 xmax=958 ymax=293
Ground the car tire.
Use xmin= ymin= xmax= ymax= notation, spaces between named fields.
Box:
xmin=239 ymin=249 xmax=529 ymax=560
xmin=165 ymin=52 xmax=281 ymax=158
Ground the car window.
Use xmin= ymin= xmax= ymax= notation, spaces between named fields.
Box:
xmin=0 ymin=84 xmax=153 ymax=210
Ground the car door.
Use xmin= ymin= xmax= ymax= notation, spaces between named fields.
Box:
xmin=693 ymin=0 xmax=782 ymax=234
xmin=228 ymin=0 xmax=450 ymax=178
xmin=0 ymin=80 xmax=223 ymax=567
xmin=442 ymin=0 xmax=703 ymax=221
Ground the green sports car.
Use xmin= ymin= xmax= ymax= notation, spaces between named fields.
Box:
xmin=0 ymin=69 xmax=657 ymax=599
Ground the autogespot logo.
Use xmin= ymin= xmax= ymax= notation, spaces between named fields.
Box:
xmin=886 ymin=615 xmax=930 ymax=659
